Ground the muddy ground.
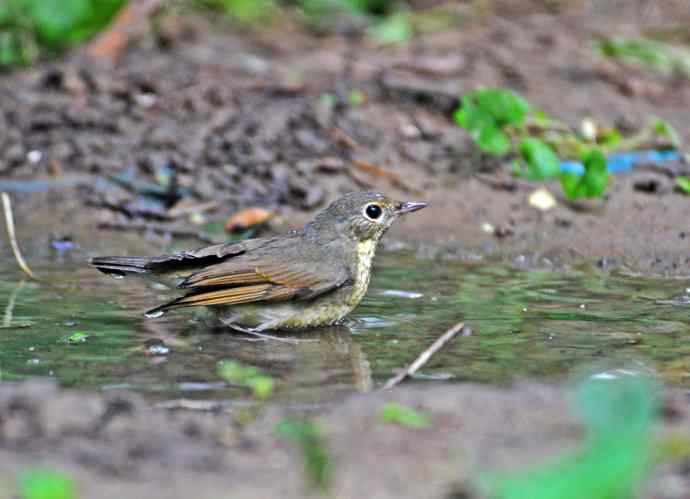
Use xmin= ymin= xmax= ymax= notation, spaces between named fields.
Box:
xmin=2 ymin=0 xmax=690 ymax=272
xmin=2 ymin=1 xmax=690 ymax=497
xmin=1 ymin=379 xmax=690 ymax=499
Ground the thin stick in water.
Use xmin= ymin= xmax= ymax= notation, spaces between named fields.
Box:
xmin=381 ymin=322 xmax=467 ymax=390
xmin=1 ymin=192 xmax=37 ymax=280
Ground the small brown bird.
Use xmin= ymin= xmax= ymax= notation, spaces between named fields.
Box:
xmin=90 ymin=191 xmax=426 ymax=333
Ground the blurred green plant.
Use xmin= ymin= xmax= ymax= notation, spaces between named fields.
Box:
xmin=65 ymin=331 xmax=90 ymax=345
xmin=347 ymin=88 xmax=365 ymax=106
xmin=0 ymin=0 xmax=417 ymax=69
xmin=276 ymin=418 xmax=332 ymax=492
xmin=481 ymin=368 xmax=658 ymax=499
xmin=217 ymin=359 xmax=275 ymax=398
xmin=0 ymin=0 xmax=125 ymax=68
xmin=676 ymin=176 xmax=690 ymax=195
xmin=378 ymin=402 xmax=431 ymax=428
xmin=455 ymin=89 xmax=529 ymax=156
xmin=596 ymin=37 xmax=690 ymax=77
xmin=20 ymin=470 xmax=77 ymax=499
xmin=191 ymin=0 xmax=277 ymax=23
xmin=369 ymin=11 xmax=411 ymax=44
xmin=560 ymin=149 xmax=608 ymax=200
xmin=455 ymin=88 xmax=680 ymax=200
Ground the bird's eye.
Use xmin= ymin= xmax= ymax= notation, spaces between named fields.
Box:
xmin=364 ymin=203 xmax=383 ymax=221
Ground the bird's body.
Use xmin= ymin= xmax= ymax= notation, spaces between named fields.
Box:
xmin=90 ymin=192 xmax=425 ymax=332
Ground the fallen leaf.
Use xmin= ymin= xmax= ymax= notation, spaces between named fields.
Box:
xmin=225 ymin=208 xmax=275 ymax=232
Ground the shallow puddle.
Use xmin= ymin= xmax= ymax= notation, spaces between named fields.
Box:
xmin=1 ymin=251 xmax=690 ymax=405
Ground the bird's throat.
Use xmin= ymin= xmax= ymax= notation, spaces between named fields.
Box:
xmin=347 ymin=238 xmax=378 ymax=306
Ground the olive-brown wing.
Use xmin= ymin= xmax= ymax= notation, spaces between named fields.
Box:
xmin=145 ymin=258 xmax=351 ymax=315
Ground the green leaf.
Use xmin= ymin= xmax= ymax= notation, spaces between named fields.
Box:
xmin=221 ymin=0 xmax=276 ymax=23
xmin=456 ymin=89 xmax=529 ymax=129
xmin=9 ymin=0 xmax=125 ymax=53
xmin=370 ymin=12 xmax=412 ymax=45
xmin=217 ymin=360 xmax=274 ymax=398
xmin=652 ymin=118 xmax=681 ymax=149
xmin=248 ymin=375 xmax=274 ymax=399
xmin=379 ymin=402 xmax=431 ymax=428
xmin=276 ymin=419 xmax=332 ymax=492
xmin=519 ymin=138 xmax=560 ymax=180
xmin=598 ymin=128 xmax=623 ymax=149
xmin=676 ymin=176 xmax=690 ymax=194
xmin=477 ymin=125 xmax=511 ymax=155
xmin=454 ymin=96 xmax=490 ymax=131
xmin=348 ymin=88 xmax=365 ymax=106
xmin=473 ymin=89 xmax=529 ymax=127
xmin=455 ymin=89 xmax=530 ymax=156
xmin=27 ymin=0 xmax=92 ymax=49
xmin=560 ymin=149 xmax=609 ymax=200
xmin=532 ymin=110 xmax=554 ymax=128
xmin=20 ymin=470 xmax=76 ymax=499
xmin=482 ymin=370 xmax=657 ymax=499
xmin=66 ymin=331 xmax=89 ymax=345
xmin=319 ymin=92 xmax=337 ymax=108
xmin=0 ymin=2 xmax=11 ymax=24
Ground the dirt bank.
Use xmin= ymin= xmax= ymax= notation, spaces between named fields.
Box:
xmin=0 ymin=378 xmax=689 ymax=499
xmin=1 ymin=0 xmax=690 ymax=272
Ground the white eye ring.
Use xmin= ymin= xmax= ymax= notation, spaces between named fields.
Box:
xmin=363 ymin=203 xmax=384 ymax=222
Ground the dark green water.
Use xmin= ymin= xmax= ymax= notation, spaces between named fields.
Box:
xmin=1 ymin=251 xmax=690 ymax=403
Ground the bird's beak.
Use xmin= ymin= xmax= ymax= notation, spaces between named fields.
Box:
xmin=395 ymin=201 xmax=427 ymax=215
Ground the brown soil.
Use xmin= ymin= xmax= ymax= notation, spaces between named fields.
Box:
xmin=1 ymin=379 xmax=690 ymax=499
xmin=2 ymin=0 xmax=690 ymax=272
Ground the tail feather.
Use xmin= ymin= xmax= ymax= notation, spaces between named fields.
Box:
xmin=89 ymin=256 xmax=154 ymax=275
xmin=89 ymin=249 xmax=234 ymax=277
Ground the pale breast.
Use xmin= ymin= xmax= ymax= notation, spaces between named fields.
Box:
xmin=346 ymin=238 xmax=377 ymax=307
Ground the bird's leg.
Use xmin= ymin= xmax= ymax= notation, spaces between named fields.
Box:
xmin=229 ymin=323 xmax=317 ymax=343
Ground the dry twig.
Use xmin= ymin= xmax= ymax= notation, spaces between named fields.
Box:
xmin=381 ymin=322 xmax=467 ymax=390
xmin=1 ymin=192 xmax=37 ymax=280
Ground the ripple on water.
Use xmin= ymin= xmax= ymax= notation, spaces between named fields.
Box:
xmin=1 ymin=255 xmax=690 ymax=403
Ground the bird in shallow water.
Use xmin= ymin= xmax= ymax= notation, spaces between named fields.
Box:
xmin=90 ymin=191 xmax=426 ymax=334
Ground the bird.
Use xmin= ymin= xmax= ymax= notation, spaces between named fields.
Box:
xmin=89 ymin=191 xmax=426 ymax=334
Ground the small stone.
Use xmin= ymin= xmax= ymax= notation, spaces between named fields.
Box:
xmin=27 ymin=150 xmax=43 ymax=164
xmin=528 ymin=188 xmax=556 ymax=211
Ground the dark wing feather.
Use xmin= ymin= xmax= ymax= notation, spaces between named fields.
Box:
xmin=89 ymin=238 xmax=274 ymax=276
xmin=145 ymin=246 xmax=352 ymax=316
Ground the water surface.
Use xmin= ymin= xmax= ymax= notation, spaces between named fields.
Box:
xmin=1 ymin=251 xmax=689 ymax=404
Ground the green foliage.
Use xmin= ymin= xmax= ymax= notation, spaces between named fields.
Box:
xmin=347 ymin=88 xmax=365 ymax=106
xmin=217 ymin=360 xmax=274 ymax=398
xmin=454 ymin=89 xmax=528 ymax=155
xmin=597 ymin=37 xmax=690 ymax=77
xmin=519 ymin=138 xmax=560 ymax=181
xmin=369 ymin=12 xmax=411 ymax=44
xmin=560 ymin=149 xmax=609 ymax=200
xmin=0 ymin=0 xmax=125 ymax=68
xmin=65 ymin=331 xmax=90 ymax=345
xmin=276 ymin=419 xmax=332 ymax=492
xmin=20 ymin=470 xmax=76 ymax=499
xmin=378 ymin=402 xmax=431 ymax=428
xmin=676 ymin=176 xmax=690 ymax=195
xmin=454 ymin=88 xmax=681 ymax=200
xmin=192 ymin=0 xmax=277 ymax=23
xmin=482 ymin=369 xmax=658 ymax=499
xmin=652 ymin=119 xmax=681 ymax=149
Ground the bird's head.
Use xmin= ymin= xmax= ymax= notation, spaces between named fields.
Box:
xmin=308 ymin=191 xmax=426 ymax=242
